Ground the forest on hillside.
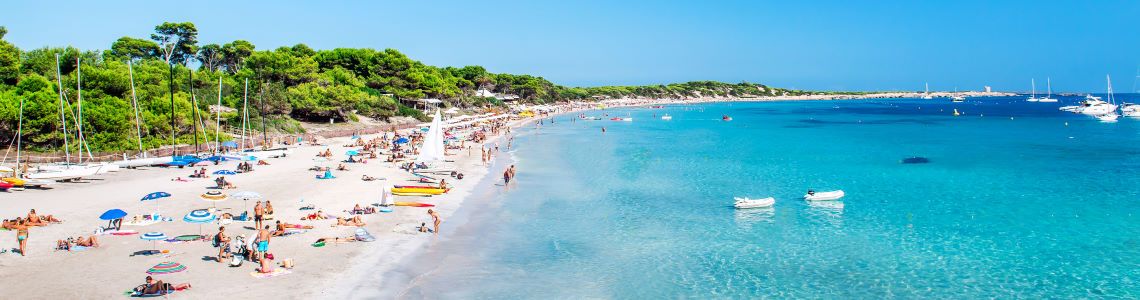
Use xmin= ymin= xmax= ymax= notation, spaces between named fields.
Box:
xmin=0 ymin=22 xmax=809 ymax=153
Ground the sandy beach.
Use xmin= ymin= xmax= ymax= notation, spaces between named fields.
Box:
xmin=0 ymin=111 xmax=540 ymax=298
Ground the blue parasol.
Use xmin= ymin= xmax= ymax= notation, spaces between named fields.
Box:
xmin=213 ymin=170 xmax=237 ymax=175
xmin=395 ymin=137 xmax=409 ymax=144
xmin=100 ymin=209 xmax=128 ymax=220
xmin=140 ymin=192 xmax=171 ymax=201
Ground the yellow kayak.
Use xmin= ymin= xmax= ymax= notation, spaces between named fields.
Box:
xmin=2 ymin=177 xmax=25 ymax=187
xmin=391 ymin=187 xmax=448 ymax=195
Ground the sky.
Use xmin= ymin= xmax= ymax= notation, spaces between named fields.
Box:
xmin=3 ymin=0 xmax=1139 ymax=92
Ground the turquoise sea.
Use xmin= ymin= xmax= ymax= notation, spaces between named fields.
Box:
xmin=386 ymin=96 xmax=1140 ymax=298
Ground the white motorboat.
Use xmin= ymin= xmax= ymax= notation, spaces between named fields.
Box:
xmin=1058 ymin=106 xmax=1081 ymax=113
xmin=1083 ymin=75 xmax=1121 ymax=118
xmin=804 ymin=190 xmax=845 ymax=201
xmin=734 ymin=197 xmax=775 ymax=209
xmin=951 ymin=95 xmax=965 ymax=102
xmin=661 ymin=114 xmax=672 ymax=120
xmin=1121 ymin=103 xmax=1140 ymax=117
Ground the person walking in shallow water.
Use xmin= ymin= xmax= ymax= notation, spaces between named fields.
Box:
xmin=427 ymin=209 xmax=441 ymax=234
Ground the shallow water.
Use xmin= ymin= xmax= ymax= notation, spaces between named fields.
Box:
xmin=391 ymin=96 xmax=1140 ymax=298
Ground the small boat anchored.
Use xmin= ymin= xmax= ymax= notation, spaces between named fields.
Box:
xmin=734 ymin=197 xmax=775 ymax=209
xmin=660 ymin=114 xmax=672 ymax=120
xmin=722 ymin=115 xmax=732 ymax=121
xmin=804 ymin=190 xmax=845 ymax=201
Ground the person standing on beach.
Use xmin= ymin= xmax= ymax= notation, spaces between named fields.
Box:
xmin=14 ymin=218 xmax=28 ymax=256
xmin=214 ymin=226 xmax=230 ymax=263
xmin=253 ymin=201 xmax=264 ymax=229
xmin=255 ymin=225 xmax=271 ymax=272
xmin=427 ymin=209 xmax=441 ymax=234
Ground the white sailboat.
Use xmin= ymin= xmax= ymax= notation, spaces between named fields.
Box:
xmin=415 ymin=110 xmax=446 ymax=164
xmin=113 ymin=60 xmax=165 ymax=168
xmin=1026 ymin=78 xmax=1040 ymax=102
xmin=1038 ymin=77 xmax=1058 ymax=102
xmin=25 ymin=54 xmax=105 ymax=180
xmin=921 ymin=82 xmax=933 ymax=99
xmin=2 ymin=98 xmax=56 ymax=187
xmin=1094 ymin=75 xmax=1120 ymax=122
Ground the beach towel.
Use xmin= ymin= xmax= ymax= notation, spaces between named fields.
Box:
xmin=99 ymin=229 xmax=138 ymax=236
xmin=282 ymin=229 xmax=306 ymax=236
xmin=354 ymin=228 xmax=376 ymax=242
xmin=250 ymin=268 xmax=291 ymax=278
xmin=124 ymin=219 xmax=160 ymax=227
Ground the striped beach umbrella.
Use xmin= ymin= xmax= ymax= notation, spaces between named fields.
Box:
xmin=213 ymin=170 xmax=237 ymax=175
xmin=141 ymin=232 xmax=167 ymax=250
xmin=146 ymin=262 xmax=186 ymax=275
xmin=184 ymin=209 xmax=217 ymax=235
xmin=140 ymin=192 xmax=171 ymax=201
xmin=200 ymin=191 xmax=228 ymax=209
xmin=183 ymin=210 xmax=216 ymax=223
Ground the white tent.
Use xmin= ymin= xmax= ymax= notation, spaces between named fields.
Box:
xmin=415 ymin=110 xmax=446 ymax=163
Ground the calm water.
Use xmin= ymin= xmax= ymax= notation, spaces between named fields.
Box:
xmin=391 ymin=96 xmax=1140 ymax=298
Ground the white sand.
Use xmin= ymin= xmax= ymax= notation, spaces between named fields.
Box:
xmin=0 ymin=123 xmax=514 ymax=298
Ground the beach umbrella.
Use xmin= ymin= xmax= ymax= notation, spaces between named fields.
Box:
xmin=100 ymin=209 xmax=128 ymax=220
xmin=345 ymin=150 xmax=359 ymax=156
xmin=230 ymin=191 xmax=263 ymax=211
xmin=213 ymin=170 xmax=237 ymax=175
xmin=200 ymin=191 xmax=228 ymax=209
xmin=140 ymin=192 xmax=171 ymax=201
xmin=141 ymin=232 xmax=167 ymax=250
xmin=146 ymin=262 xmax=186 ymax=275
xmin=183 ymin=209 xmax=217 ymax=235
xmin=222 ymin=141 xmax=238 ymax=148
xmin=395 ymin=137 xmax=409 ymax=144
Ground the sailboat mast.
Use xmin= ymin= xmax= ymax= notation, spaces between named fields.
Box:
xmin=1030 ymin=78 xmax=1035 ymax=98
xmin=259 ymin=81 xmax=267 ymax=150
xmin=1046 ymin=77 xmax=1052 ymax=97
xmin=76 ymin=56 xmax=84 ymax=164
xmin=15 ymin=98 xmax=24 ymax=177
xmin=215 ymin=77 xmax=222 ymax=153
xmin=128 ymin=60 xmax=144 ymax=156
xmin=189 ymin=69 xmax=199 ymax=155
xmin=169 ymin=62 xmax=176 ymax=157
xmin=54 ymin=53 xmax=71 ymax=165
xmin=241 ymin=79 xmax=248 ymax=152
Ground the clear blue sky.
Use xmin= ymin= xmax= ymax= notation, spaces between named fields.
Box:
xmin=4 ymin=0 xmax=1138 ymax=92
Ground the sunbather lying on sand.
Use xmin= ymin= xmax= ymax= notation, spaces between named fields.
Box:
xmin=361 ymin=175 xmax=377 ymax=181
xmin=301 ymin=211 xmax=330 ymax=221
xmin=136 ymin=276 xmax=191 ymax=295
xmin=273 ymin=221 xmax=315 ymax=236
xmin=57 ymin=235 xmax=99 ymax=250
xmin=334 ymin=216 xmax=366 ymax=227
xmin=351 ymin=204 xmax=376 ymax=215
xmin=315 ymin=236 xmax=357 ymax=244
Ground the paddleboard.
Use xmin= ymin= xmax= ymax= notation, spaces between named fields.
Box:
xmin=394 ymin=202 xmax=435 ymax=207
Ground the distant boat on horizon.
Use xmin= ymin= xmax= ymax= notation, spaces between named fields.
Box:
xmin=1026 ymin=78 xmax=1040 ymax=102
xmin=922 ymin=82 xmax=933 ymax=99
xmin=1038 ymin=77 xmax=1058 ymax=103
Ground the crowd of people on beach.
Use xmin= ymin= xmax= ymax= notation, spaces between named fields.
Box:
xmin=0 ymin=103 xmax=585 ymax=297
